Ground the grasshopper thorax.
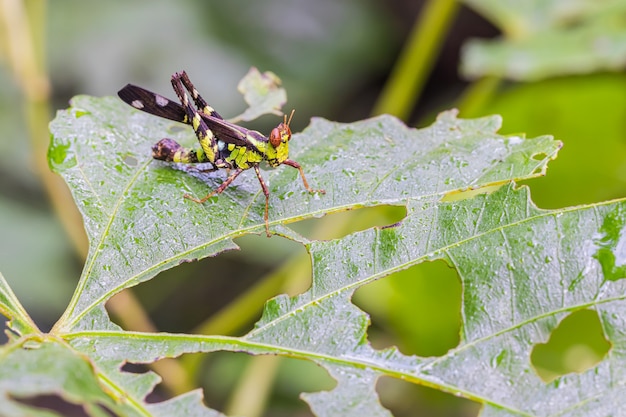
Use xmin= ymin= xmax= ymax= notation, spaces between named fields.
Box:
xmin=269 ymin=109 xmax=295 ymax=149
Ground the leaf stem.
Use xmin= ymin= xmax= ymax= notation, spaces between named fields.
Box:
xmin=371 ymin=0 xmax=460 ymax=120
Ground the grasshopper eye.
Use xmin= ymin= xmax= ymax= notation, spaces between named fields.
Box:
xmin=269 ymin=110 xmax=294 ymax=148
xmin=269 ymin=127 xmax=282 ymax=147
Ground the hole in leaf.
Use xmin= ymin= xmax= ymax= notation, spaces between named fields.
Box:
xmin=531 ymin=309 xmax=611 ymax=382
xmin=377 ymin=376 xmax=480 ymax=417
xmin=119 ymin=361 xmax=168 ymax=404
xmin=0 ymin=322 xmax=8 ymax=344
xmin=121 ymin=362 xmax=150 ymax=374
xmin=353 ymin=259 xmax=461 ymax=357
xmin=531 ymin=152 xmax=548 ymax=161
xmin=289 ymin=204 xmax=406 ymax=240
xmin=111 ymin=235 xmax=310 ymax=337
xmin=272 ymin=356 xmax=335 ymax=413
xmin=441 ymin=184 xmax=504 ymax=202
xmin=201 ymin=351 xmax=334 ymax=416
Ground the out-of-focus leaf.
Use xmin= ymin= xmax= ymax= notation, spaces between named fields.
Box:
xmin=0 ymin=197 xmax=75 ymax=317
xmin=46 ymin=1 xmax=393 ymax=121
xmin=463 ymin=0 xmax=626 ymax=36
xmin=0 ymin=341 xmax=117 ymax=417
xmin=461 ymin=0 xmax=626 ymax=80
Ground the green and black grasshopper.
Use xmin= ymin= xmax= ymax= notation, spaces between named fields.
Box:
xmin=118 ymin=71 xmax=324 ymax=236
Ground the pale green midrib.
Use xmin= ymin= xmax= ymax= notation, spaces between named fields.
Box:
xmin=68 ymin=290 xmax=621 ymax=415
xmin=68 ymin=330 xmax=512 ymax=408
xmin=239 ymin=119 xmax=560 ymax=227
xmin=65 ymin=193 xmax=623 ymax=338
xmin=69 ymin=325 xmax=626 ymax=415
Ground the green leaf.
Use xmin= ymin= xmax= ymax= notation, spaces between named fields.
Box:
xmin=25 ymin=83 xmax=623 ymax=414
xmin=64 ymin=185 xmax=626 ymax=416
xmin=48 ymin=96 xmax=559 ymax=333
xmin=461 ymin=0 xmax=626 ymax=80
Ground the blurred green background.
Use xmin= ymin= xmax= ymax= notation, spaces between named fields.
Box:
xmin=1 ymin=1 xmax=624 ymax=416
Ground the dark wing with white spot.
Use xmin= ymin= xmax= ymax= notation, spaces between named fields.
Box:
xmin=118 ymin=83 xmax=266 ymax=152
xmin=118 ymin=84 xmax=188 ymax=123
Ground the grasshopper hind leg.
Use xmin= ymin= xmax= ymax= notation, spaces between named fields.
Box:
xmin=184 ymin=168 xmax=244 ymax=204
xmin=177 ymin=71 xmax=223 ymax=119
xmin=170 ymin=73 xmax=220 ymax=165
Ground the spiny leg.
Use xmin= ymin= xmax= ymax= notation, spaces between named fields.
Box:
xmin=282 ymin=160 xmax=326 ymax=195
xmin=177 ymin=71 xmax=223 ymax=119
xmin=184 ymin=168 xmax=244 ymax=203
xmin=253 ymin=166 xmax=272 ymax=237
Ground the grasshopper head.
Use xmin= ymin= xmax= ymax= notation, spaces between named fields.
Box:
xmin=269 ymin=109 xmax=295 ymax=149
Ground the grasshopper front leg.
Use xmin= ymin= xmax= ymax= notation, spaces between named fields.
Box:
xmin=282 ymin=159 xmax=326 ymax=195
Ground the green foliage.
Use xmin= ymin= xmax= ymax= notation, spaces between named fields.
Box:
xmin=13 ymin=78 xmax=626 ymax=415
xmin=461 ymin=0 xmax=626 ymax=80
xmin=1 ymin=1 xmax=625 ymax=415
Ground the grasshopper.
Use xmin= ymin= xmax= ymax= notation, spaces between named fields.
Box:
xmin=118 ymin=71 xmax=324 ymax=236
